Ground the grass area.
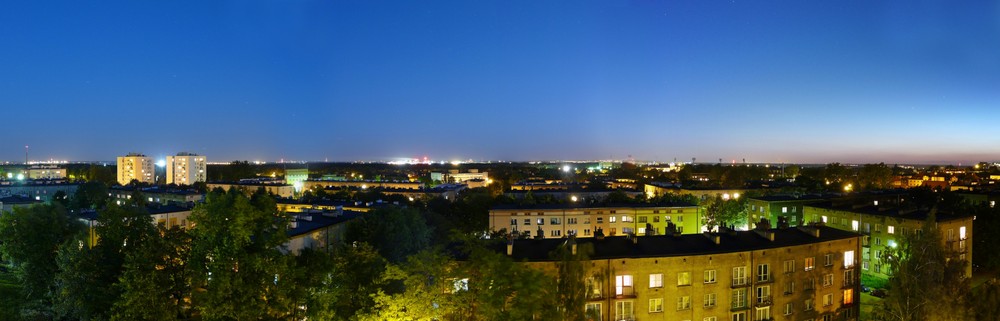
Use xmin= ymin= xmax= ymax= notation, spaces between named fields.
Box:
xmin=861 ymin=272 xmax=888 ymax=290
xmin=859 ymin=292 xmax=882 ymax=321
xmin=0 ymin=269 xmax=24 ymax=320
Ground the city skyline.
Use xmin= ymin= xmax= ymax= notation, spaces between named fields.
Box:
xmin=2 ymin=1 xmax=998 ymax=164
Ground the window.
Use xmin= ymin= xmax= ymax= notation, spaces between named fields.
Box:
xmin=678 ymin=215 xmax=684 ymax=222
xmin=609 ymin=216 xmax=617 ymax=223
xmin=823 ymin=294 xmax=833 ymax=306
xmin=705 ymin=269 xmax=717 ymax=283
xmin=804 ymin=257 xmax=815 ymax=271
xmin=649 ymin=298 xmax=663 ymax=312
xmin=584 ymin=229 xmax=591 ymax=236
xmin=653 ymin=216 xmax=660 ymax=222
xmin=638 ymin=216 xmax=647 ymax=223
xmin=705 ymin=317 xmax=718 ymax=321
xmin=844 ymin=250 xmax=855 ymax=268
xmin=843 ymin=289 xmax=854 ymax=305
xmin=948 ymin=229 xmax=955 ymax=241
xmin=524 ymin=219 xmax=531 ymax=225
xmin=791 ymin=206 xmax=797 ymax=213
xmin=510 ymin=219 xmax=517 ymax=226
xmin=960 ymin=226 xmax=967 ymax=239
xmin=852 ymin=220 xmax=859 ymax=231
xmin=615 ymin=275 xmax=633 ymax=296
xmin=757 ymin=264 xmax=770 ymax=282
xmin=888 ymin=225 xmax=895 ymax=234
xmin=783 ymin=260 xmax=795 ymax=274
xmin=823 ymin=314 xmax=834 ymax=321
xmin=585 ymin=303 xmax=602 ymax=321
xmin=537 ymin=218 xmax=544 ymax=225
xmin=733 ymin=266 xmax=747 ymax=286
xmin=875 ymin=224 xmax=882 ymax=233
xmin=824 ymin=254 xmax=833 ymax=267
xmin=550 ymin=218 xmax=561 ymax=225
xmin=567 ymin=218 xmax=577 ymax=224
xmin=732 ymin=288 xmax=747 ymax=309
xmin=622 ymin=216 xmax=632 ymax=223
xmin=756 ymin=286 xmax=771 ymax=304
xmin=823 ymin=274 xmax=834 ymax=287
xmin=782 ymin=206 xmax=788 ymax=213
xmin=732 ymin=311 xmax=747 ymax=321
xmin=677 ymin=296 xmax=691 ymax=310
xmin=615 ymin=301 xmax=634 ymax=321
xmin=678 ymin=272 xmax=691 ymax=286
xmin=550 ymin=230 xmax=561 ymax=237
xmin=821 ymin=215 xmax=828 ymax=223
xmin=596 ymin=217 xmax=603 ymax=223
xmin=704 ymin=293 xmax=717 ymax=307
xmin=804 ymin=299 xmax=814 ymax=311
xmin=783 ymin=280 xmax=794 ymax=295
xmin=784 ymin=303 xmax=794 ymax=315
xmin=650 ymin=273 xmax=663 ymax=288
xmin=754 ymin=307 xmax=771 ymax=321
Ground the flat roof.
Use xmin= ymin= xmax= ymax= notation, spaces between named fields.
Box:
xmin=287 ymin=210 xmax=362 ymax=237
xmin=494 ymin=226 xmax=858 ymax=261
xmin=491 ymin=202 xmax=698 ymax=211
xmin=805 ymin=202 xmax=973 ymax=222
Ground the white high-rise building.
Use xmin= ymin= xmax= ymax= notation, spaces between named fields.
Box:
xmin=117 ymin=153 xmax=154 ymax=185
xmin=166 ymin=152 xmax=206 ymax=185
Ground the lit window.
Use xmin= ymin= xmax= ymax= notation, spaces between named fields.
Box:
xmin=888 ymin=226 xmax=895 ymax=234
xmin=677 ymin=296 xmax=691 ymax=310
xmin=804 ymin=257 xmax=814 ymax=271
xmin=650 ymin=274 xmax=663 ymax=288
xmin=678 ymin=272 xmax=691 ymax=286
xmin=852 ymin=220 xmax=859 ymax=231
xmin=844 ymin=251 xmax=855 ymax=268
xmin=821 ymin=216 xmax=828 ymax=223
xmin=960 ymin=226 xmax=967 ymax=240
xmin=649 ymin=298 xmax=663 ymax=312
xmin=704 ymin=293 xmax=717 ymax=307
xmin=782 ymin=207 xmax=788 ymax=213
xmin=704 ymin=270 xmax=717 ymax=283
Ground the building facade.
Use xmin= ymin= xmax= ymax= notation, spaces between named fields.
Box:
xmin=117 ymin=153 xmax=154 ymax=185
xmin=27 ymin=165 xmax=66 ymax=180
xmin=503 ymin=225 xmax=862 ymax=321
xmin=747 ymin=196 xmax=834 ymax=228
xmin=490 ymin=203 xmax=702 ymax=239
xmin=166 ymin=152 xmax=207 ymax=185
xmin=206 ymin=182 xmax=296 ymax=198
xmin=803 ymin=203 xmax=973 ymax=278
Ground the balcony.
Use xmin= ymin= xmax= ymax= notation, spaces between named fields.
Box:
xmin=755 ymin=296 xmax=773 ymax=307
xmin=732 ymin=278 xmax=749 ymax=288
xmin=614 ymin=287 xmax=636 ymax=298
xmin=731 ymin=302 xmax=749 ymax=312
xmin=755 ymin=274 xmax=774 ymax=284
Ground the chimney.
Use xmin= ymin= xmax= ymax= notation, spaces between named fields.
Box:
xmin=797 ymin=226 xmax=821 ymax=238
xmin=703 ymin=232 xmax=721 ymax=245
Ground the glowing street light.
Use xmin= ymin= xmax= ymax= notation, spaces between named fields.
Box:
xmin=562 ymin=165 xmax=571 ymax=173
xmin=571 ymin=195 xmax=578 ymax=202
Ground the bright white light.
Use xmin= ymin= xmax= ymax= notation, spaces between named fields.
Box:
xmin=293 ymin=181 xmax=304 ymax=192
xmin=5 ymin=173 xmax=11 ymax=179
xmin=571 ymin=196 xmax=578 ymax=202
xmin=156 ymin=159 xmax=166 ymax=167
xmin=16 ymin=173 xmax=24 ymax=180
xmin=361 ymin=184 xmax=368 ymax=190
xmin=408 ymin=197 xmax=415 ymax=202
xmin=450 ymin=160 xmax=461 ymax=166
xmin=562 ymin=165 xmax=571 ymax=172
xmin=732 ymin=193 xmax=740 ymax=199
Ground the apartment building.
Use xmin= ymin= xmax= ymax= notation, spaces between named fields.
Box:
xmin=27 ymin=165 xmax=66 ymax=180
xmin=490 ymin=203 xmax=702 ymax=239
xmin=503 ymin=225 xmax=862 ymax=321
xmin=747 ymin=195 xmax=835 ymax=228
xmin=803 ymin=203 xmax=973 ymax=278
xmin=166 ymin=152 xmax=207 ymax=185
xmin=116 ymin=153 xmax=154 ymax=185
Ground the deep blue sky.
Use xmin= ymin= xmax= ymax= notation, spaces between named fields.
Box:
xmin=2 ymin=1 xmax=998 ymax=164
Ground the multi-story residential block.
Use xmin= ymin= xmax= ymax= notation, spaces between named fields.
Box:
xmin=27 ymin=165 xmax=66 ymax=180
xmin=206 ymin=182 xmax=296 ymax=198
xmin=285 ymin=209 xmax=362 ymax=254
xmin=117 ymin=153 xmax=154 ymax=185
xmin=803 ymin=203 xmax=973 ymax=278
xmin=0 ymin=180 xmax=79 ymax=202
xmin=500 ymin=225 xmax=862 ymax=321
xmin=747 ymin=195 xmax=835 ymax=228
xmin=303 ymin=179 xmax=423 ymax=191
xmin=78 ymin=204 xmax=194 ymax=247
xmin=431 ymin=169 xmax=489 ymax=184
xmin=0 ymin=195 xmax=44 ymax=213
xmin=109 ymin=186 xmax=204 ymax=206
xmin=166 ymin=152 xmax=206 ymax=185
xmin=490 ymin=203 xmax=701 ymax=239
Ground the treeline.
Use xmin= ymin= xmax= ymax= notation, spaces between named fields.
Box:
xmin=0 ymin=188 xmax=591 ymax=321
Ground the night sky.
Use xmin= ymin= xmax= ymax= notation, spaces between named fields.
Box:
xmin=2 ymin=1 xmax=998 ymax=164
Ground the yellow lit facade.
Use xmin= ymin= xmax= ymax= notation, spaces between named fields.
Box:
xmin=116 ymin=153 xmax=154 ymax=185
xmin=490 ymin=204 xmax=702 ymax=239
xmin=166 ymin=153 xmax=207 ymax=185
xmin=507 ymin=226 xmax=862 ymax=321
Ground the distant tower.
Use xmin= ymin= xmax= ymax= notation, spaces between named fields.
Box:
xmin=24 ymin=145 xmax=28 ymax=165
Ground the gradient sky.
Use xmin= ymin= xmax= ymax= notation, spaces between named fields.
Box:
xmin=2 ymin=1 xmax=999 ymax=164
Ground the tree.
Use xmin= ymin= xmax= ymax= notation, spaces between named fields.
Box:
xmin=0 ymin=204 xmax=80 ymax=318
xmin=110 ymin=226 xmax=193 ymax=321
xmin=874 ymin=211 xmax=971 ymax=321
xmin=858 ymin=163 xmax=893 ymax=190
xmin=552 ymin=240 xmax=594 ymax=321
xmin=356 ymin=249 xmax=455 ymax=321
xmin=703 ymin=195 xmax=747 ymax=230
xmin=346 ymin=207 xmax=432 ymax=263
xmin=187 ymin=189 xmax=295 ymax=320
xmin=71 ymin=181 xmax=109 ymax=210
xmin=54 ymin=202 xmax=158 ymax=320
xmin=448 ymin=239 xmax=559 ymax=321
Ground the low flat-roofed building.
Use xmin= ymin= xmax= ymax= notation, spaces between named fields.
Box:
xmin=303 ymin=179 xmax=423 ymax=190
xmin=0 ymin=180 xmax=79 ymax=202
xmin=491 ymin=202 xmax=701 ymax=239
xmin=207 ymin=182 xmax=295 ymax=198
xmin=77 ymin=204 xmax=194 ymax=247
xmin=494 ymin=225 xmax=862 ymax=321
xmin=109 ymin=186 xmax=204 ymax=206
xmin=0 ymin=195 xmax=44 ymax=213
xmin=803 ymin=202 xmax=973 ymax=278
xmin=747 ymin=195 xmax=838 ymax=228
xmin=430 ymin=169 xmax=489 ymax=184
xmin=276 ymin=199 xmax=375 ymax=213
xmin=27 ymin=165 xmax=66 ymax=180
xmin=285 ymin=209 xmax=362 ymax=254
